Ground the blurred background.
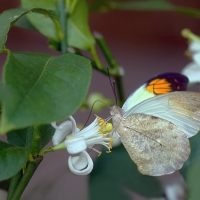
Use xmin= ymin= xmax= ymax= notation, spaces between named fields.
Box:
xmin=0 ymin=0 xmax=200 ymax=199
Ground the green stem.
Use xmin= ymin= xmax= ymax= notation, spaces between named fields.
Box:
xmin=115 ymin=75 xmax=125 ymax=106
xmin=94 ymin=32 xmax=118 ymax=69
xmin=30 ymin=125 xmax=44 ymax=156
xmin=91 ymin=60 xmax=115 ymax=75
xmin=181 ymin=29 xmax=200 ymax=43
xmin=94 ymin=32 xmax=126 ymax=105
xmin=9 ymin=156 xmax=43 ymax=200
xmin=90 ymin=46 xmax=103 ymax=70
xmin=58 ymin=0 xmax=67 ymax=54
xmin=6 ymin=171 xmax=22 ymax=200
xmin=39 ymin=142 xmax=66 ymax=156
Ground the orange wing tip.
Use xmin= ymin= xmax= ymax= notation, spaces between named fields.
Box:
xmin=146 ymin=78 xmax=172 ymax=94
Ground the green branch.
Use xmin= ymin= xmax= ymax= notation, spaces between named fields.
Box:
xmin=30 ymin=125 xmax=44 ymax=156
xmin=9 ymin=156 xmax=43 ymax=200
xmin=94 ymin=32 xmax=125 ymax=106
xmin=58 ymin=0 xmax=67 ymax=54
xmin=7 ymin=171 xmax=22 ymax=200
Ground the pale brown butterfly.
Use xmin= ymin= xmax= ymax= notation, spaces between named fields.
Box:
xmin=110 ymin=72 xmax=200 ymax=176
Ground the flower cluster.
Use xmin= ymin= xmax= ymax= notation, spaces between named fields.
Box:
xmin=51 ymin=116 xmax=113 ymax=175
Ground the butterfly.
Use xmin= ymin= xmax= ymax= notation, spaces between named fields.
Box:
xmin=110 ymin=72 xmax=200 ymax=176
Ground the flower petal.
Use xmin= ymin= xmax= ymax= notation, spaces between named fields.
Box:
xmin=189 ymin=41 xmax=200 ymax=53
xmin=52 ymin=116 xmax=79 ymax=146
xmin=181 ymin=62 xmax=200 ymax=84
xmin=76 ymin=118 xmax=99 ymax=139
xmin=65 ymin=136 xmax=87 ymax=154
xmin=69 ymin=116 xmax=78 ymax=135
xmin=193 ymin=52 xmax=200 ymax=66
xmin=52 ymin=121 xmax=72 ymax=145
xmin=68 ymin=151 xmax=93 ymax=175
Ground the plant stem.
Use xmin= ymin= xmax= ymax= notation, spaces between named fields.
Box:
xmin=94 ymin=32 xmax=125 ymax=105
xmin=115 ymin=75 xmax=125 ymax=106
xmin=181 ymin=29 xmax=200 ymax=43
xmin=58 ymin=0 xmax=67 ymax=54
xmin=30 ymin=125 xmax=44 ymax=156
xmin=6 ymin=171 xmax=22 ymax=200
xmin=9 ymin=156 xmax=43 ymax=200
xmin=90 ymin=46 xmax=103 ymax=70
xmin=94 ymin=32 xmax=118 ymax=69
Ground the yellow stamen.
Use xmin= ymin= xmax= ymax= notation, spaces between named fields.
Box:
xmin=95 ymin=115 xmax=113 ymax=136
xmin=98 ymin=152 xmax=102 ymax=157
xmin=109 ymin=138 xmax=114 ymax=149
xmin=95 ymin=115 xmax=114 ymax=155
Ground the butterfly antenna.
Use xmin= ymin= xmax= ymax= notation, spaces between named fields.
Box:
xmin=81 ymin=100 xmax=110 ymax=130
xmin=106 ymin=68 xmax=118 ymax=105
xmin=112 ymin=80 xmax=118 ymax=105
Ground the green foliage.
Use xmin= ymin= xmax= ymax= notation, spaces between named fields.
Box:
xmin=89 ymin=0 xmax=200 ymax=17
xmin=0 ymin=141 xmax=29 ymax=181
xmin=0 ymin=51 xmax=91 ymax=133
xmin=7 ymin=127 xmax=34 ymax=148
xmin=89 ymin=145 xmax=164 ymax=200
xmin=7 ymin=125 xmax=54 ymax=151
xmin=0 ymin=179 xmax=11 ymax=191
xmin=0 ymin=0 xmax=200 ymax=199
xmin=21 ymin=0 xmax=95 ymax=50
xmin=180 ymin=131 xmax=200 ymax=177
xmin=89 ymin=0 xmax=174 ymax=11
xmin=185 ymin=154 xmax=200 ymax=199
xmin=67 ymin=0 xmax=95 ymax=50
xmin=0 ymin=8 xmax=63 ymax=51
xmin=179 ymin=131 xmax=200 ymax=199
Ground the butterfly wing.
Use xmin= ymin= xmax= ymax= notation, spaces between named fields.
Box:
xmin=124 ymin=91 xmax=200 ymax=138
xmin=122 ymin=73 xmax=188 ymax=111
xmin=118 ymin=113 xmax=190 ymax=176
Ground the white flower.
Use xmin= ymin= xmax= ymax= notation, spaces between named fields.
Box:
xmin=182 ymin=41 xmax=200 ymax=84
xmin=51 ymin=116 xmax=113 ymax=175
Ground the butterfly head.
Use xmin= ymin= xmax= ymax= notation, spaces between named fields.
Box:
xmin=110 ymin=105 xmax=124 ymax=125
xmin=110 ymin=105 xmax=124 ymax=115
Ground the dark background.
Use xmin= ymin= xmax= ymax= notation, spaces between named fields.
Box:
xmin=0 ymin=0 xmax=200 ymax=199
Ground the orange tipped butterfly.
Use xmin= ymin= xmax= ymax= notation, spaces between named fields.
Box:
xmin=110 ymin=72 xmax=200 ymax=176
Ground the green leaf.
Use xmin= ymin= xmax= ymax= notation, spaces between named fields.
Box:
xmin=0 ymin=8 xmax=62 ymax=51
xmin=1 ymin=51 xmax=91 ymax=133
xmin=7 ymin=127 xmax=34 ymax=148
xmin=179 ymin=132 xmax=200 ymax=199
xmin=89 ymin=0 xmax=174 ymax=11
xmin=175 ymin=7 xmax=200 ymax=17
xmin=89 ymin=145 xmax=163 ymax=200
xmin=180 ymin=131 xmax=200 ymax=178
xmin=7 ymin=125 xmax=54 ymax=150
xmin=67 ymin=0 xmax=95 ymax=50
xmin=21 ymin=0 xmax=95 ymax=50
xmin=20 ymin=0 xmax=60 ymax=42
xmin=0 ymin=141 xmax=29 ymax=181
xmin=0 ymin=179 xmax=10 ymax=191
xmin=14 ymin=15 xmax=36 ymax=30
xmin=38 ymin=124 xmax=55 ymax=150
xmin=89 ymin=0 xmax=200 ymax=17
xmin=185 ymin=155 xmax=200 ymax=200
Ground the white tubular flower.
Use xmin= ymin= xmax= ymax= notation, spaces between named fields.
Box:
xmin=182 ymin=41 xmax=200 ymax=84
xmin=68 ymin=151 xmax=93 ymax=175
xmin=51 ymin=116 xmax=113 ymax=175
